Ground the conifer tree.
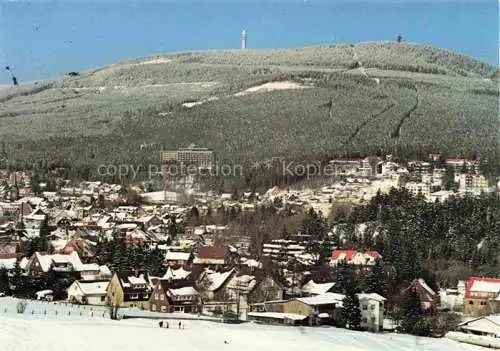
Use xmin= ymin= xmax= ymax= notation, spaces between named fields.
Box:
xmin=39 ymin=218 xmax=51 ymax=252
xmin=13 ymin=259 xmax=22 ymax=279
xmin=364 ymin=258 xmax=387 ymax=296
xmin=342 ymin=289 xmax=362 ymax=330
xmin=0 ymin=266 xmax=10 ymax=293
xmin=334 ymin=261 xmax=355 ymax=294
xmin=400 ymin=290 xmax=423 ymax=334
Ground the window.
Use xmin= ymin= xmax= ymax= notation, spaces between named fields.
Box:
xmin=161 ymin=305 xmax=167 ymax=312
xmin=362 ymin=317 xmax=367 ymax=323
xmin=130 ymin=293 xmax=139 ymax=299
xmin=370 ymin=305 xmax=375 ymax=310
xmin=154 ymin=293 xmax=158 ymax=300
xmin=152 ymin=304 xmax=156 ymax=311
xmin=362 ymin=305 xmax=368 ymax=310
xmin=480 ymin=301 xmax=486 ymax=306
xmin=143 ymin=294 xmax=149 ymax=299
xmin=469 ymin=301 xmax=474 ymax=305
xmin=101 ymin=296 xmax=106 ymax=302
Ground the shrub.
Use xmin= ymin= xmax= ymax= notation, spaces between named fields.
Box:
xmin=16 ymin=300 xmax=28 ymax=314
xmin=213 ymin=306 xmax=223 ymax=316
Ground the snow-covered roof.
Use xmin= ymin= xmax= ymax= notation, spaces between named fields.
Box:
xmin=417 ymin=278 xmax=437 ymax=296
xmin=168 ymin=286 xmax=198 ymax=297
xmin=24 ymin=214 xmax=46 ymax=221
xmin=78 ymin=281 xmax=109 ymax=295
xmin=227 ymin=275 xmax=257 ymax=293
xmin=116 ymin=223 xmax=138 ymax=230
xmin=33 ymin=251 xmax=83 ymax=272
xmin=301 ymin=280 xmax=335 ymax=295
xmin=470 ymin=280 xmax=500 ymax=294
xmin=247 ymin=312 xmax=307 ymax=321
xmin=162 ymin=267 xmax=191 ymax=280
xmin=165 ymin=251 xmax=191 ymax=261
xmin=207 ymin=269 xmax=235 ymax=291
xmin=20 ymin=257 xmax=29 ymax=270
xmin=51 ymin=239 xmax=67 ymax=251
xmin=240 ymin=258 xmax=262 ymax=269
xmin=297 ymin=292 xmax=345 ymax=306
xmin=80 ymin=263 xmax=100 ymax=272
xmin=100 ymin=265 xmax=111 ymax=276
xmin=458 ymin=315 xmax=500 ymax=335
xmin=357 ymin=293 xmax=387 ymax=302
xmin=128 ymin=275 xmax=147 ymax=285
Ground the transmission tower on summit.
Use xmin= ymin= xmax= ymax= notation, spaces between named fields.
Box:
xmin=241 ymin=29 xmax=247 ymax=50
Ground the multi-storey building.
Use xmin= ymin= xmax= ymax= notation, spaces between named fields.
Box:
xmin=464 ymin=277 xmax=500 ymax=317
xmin=160 ymin=147 xmax=214 ymax=169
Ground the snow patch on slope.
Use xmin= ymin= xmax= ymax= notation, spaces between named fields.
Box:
xmin=182 ymin=96 xmax=220 ymax=108
xmin=181 ymin=81 xmax=312 ymax=109
xmin=233 ymin=81 xmax=312 ymax=97
xmin=137 ymin=58 xmax=173 ymax=65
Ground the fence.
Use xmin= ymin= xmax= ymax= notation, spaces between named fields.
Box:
xmin=0 ymin=297 xmax=110 ymax=319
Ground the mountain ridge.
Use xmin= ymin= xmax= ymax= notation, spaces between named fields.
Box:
xmin=0 ymin=42 xmax=498 ymax=175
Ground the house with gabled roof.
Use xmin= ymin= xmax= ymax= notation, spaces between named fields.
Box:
xmin=197 ymin=268 xmax=236 ymax=301
xmin=67 ymin=280 xmax=109 ymax=305
xmin=456 ymin=315 xmax=500 ymax=338
xmin=162 ymin=266 xmax=192 ymax=281
xmin=25 ymin=251 xmax=105 ymax=279
xmin=193 ymin=245 xmax=236 ymax=269
xmin=106 ymin=270 xmax=153 ymax=309
xmin=25 ymin=251 xmax=83 ymax=276
xmin=165 ymin=250 xmax=193 ymax=268
xmin=464 ymin=277 xmax=500 ymax=317
xmin=22 ymin=208 xmax=46 ymax=238
xmin=396 ymin=278 xmax=438 ymax=312
xmin=284 ymin=292 xmax=344 ymax=326
xmin=149 ymin=278 xmax=200 ymax=313
xmin=61 ymin=237 xmax=97 ymax=260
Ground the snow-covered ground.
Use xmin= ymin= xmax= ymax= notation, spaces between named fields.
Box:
xmin=0 ymin=298 xmax=482 ymax=351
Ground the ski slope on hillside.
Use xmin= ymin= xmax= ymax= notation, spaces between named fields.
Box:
xmin=0 ymin=311 xmax=482 ymax=351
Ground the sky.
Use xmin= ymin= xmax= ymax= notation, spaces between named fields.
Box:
xmin=0 ymin=0 xmax=498 ymax=83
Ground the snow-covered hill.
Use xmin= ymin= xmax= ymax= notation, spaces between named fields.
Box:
xmin=0 ymin=299 xmax=482 ymax=351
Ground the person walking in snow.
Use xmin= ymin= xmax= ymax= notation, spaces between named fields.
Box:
xmin=158 ymin=321 xmax=163 ymax=328
xmin=166 ymin=322 xmax=169 ymax=329
xmin=178 ymin=321 xmax=182 ymax=329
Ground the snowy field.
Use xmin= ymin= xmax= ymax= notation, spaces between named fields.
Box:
xmin=0 ymin=298 xmax=483 ymax=351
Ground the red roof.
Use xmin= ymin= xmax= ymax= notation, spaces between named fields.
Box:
xmin=0 ymin=253 xmax=23 ymax=259
xmin=197 ymin=245 xmax=230 ymax=260
xmin=465 ymin=277 xmax=500 ymax=298
xmin=331 ymin=250 xmax=381 ymax=261
xmin=62 ymin=238 xmax=86 ymax=254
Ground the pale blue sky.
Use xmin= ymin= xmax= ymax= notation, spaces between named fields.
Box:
xmin=0 ymin=0 xmax=498 ymax=83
